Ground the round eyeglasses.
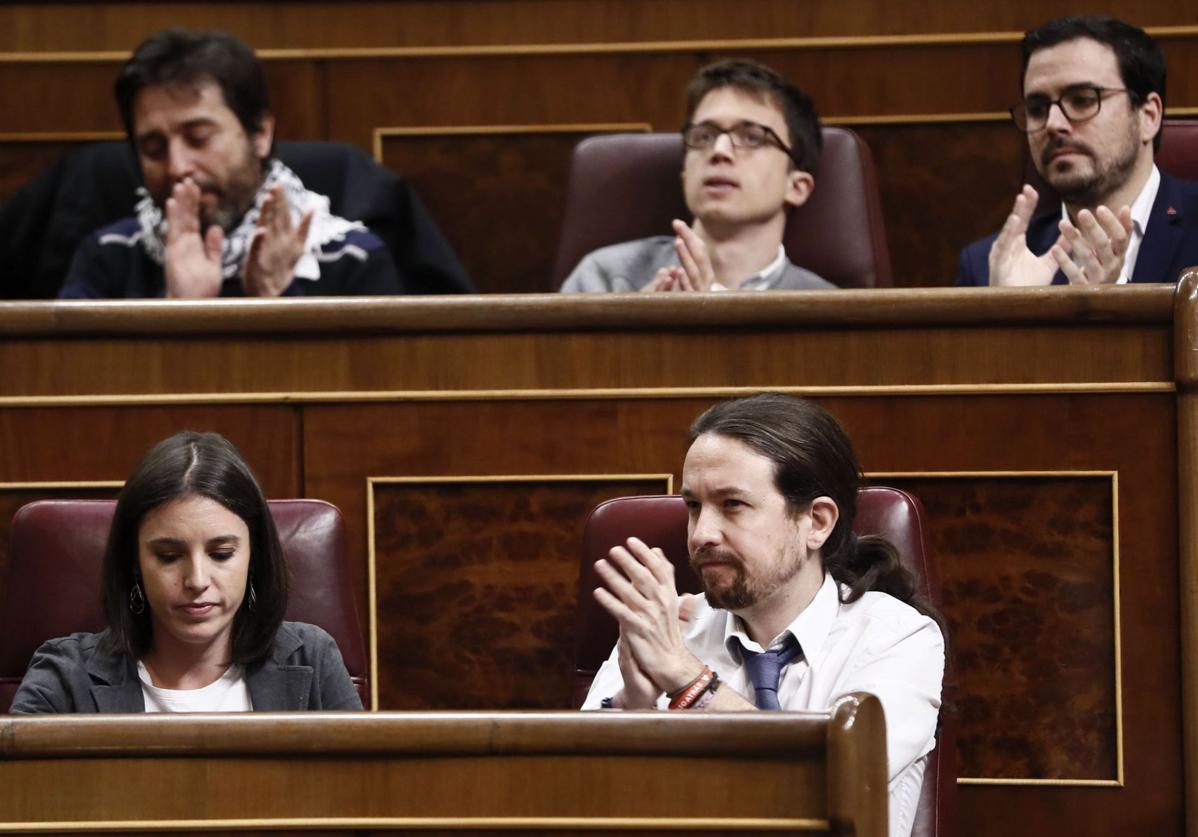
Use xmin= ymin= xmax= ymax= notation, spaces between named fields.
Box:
xmin=1010 ymin=86 xmax=1130 ymax=132
xmin=682 ymin=120 xmax=802 ymax=167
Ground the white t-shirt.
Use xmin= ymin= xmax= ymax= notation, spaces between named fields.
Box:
xmin=137 ymin=661 xmax=254 ymax=712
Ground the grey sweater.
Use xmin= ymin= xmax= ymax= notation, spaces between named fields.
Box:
xmin=560 ymin=236 xmax=834 ymax=292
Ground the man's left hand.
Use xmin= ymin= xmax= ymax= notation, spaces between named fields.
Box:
xmin=242 ymin=184 xmax=315 ymax=297
xmin=593 ymin=537 xmax=706 ymax=700
xmin=1051 ymin=205 xmax=1133 ymax=285
xmin=670 ymin=219 xmax=718 ymax=291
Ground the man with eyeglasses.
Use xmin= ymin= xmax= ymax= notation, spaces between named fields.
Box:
xmin=560 ymin=59 xmax=833 ymax=292
xmin=958 ymin=15 xmax=1198 ymax=286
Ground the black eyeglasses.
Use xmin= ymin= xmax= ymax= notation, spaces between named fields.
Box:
xmin=682 ymin=120 xmax=801 ymax=166
xmin=1010 ymin=85 xmax=1130 ymax=132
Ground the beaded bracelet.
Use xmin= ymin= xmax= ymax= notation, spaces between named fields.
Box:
xmin=668 ymin=666 xmax=715 ymax=710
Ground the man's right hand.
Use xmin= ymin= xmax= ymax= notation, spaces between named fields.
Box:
xmin=987 ymin=185 xmax=1061 ymax=286
xmin=163 ymin=178 xmax=224 ymax=298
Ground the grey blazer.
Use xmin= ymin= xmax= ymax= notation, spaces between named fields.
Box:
xmin=10 ymin=621 xmax=363 ymax=713
xmin=560 ymin=235 xmax=835 ymax=292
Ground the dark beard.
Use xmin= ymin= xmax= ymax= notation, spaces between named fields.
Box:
xmin=690 ymin=548 xmax=758 ymax=610
xmin=1042 ymin=125 xmax=1139 ymax=207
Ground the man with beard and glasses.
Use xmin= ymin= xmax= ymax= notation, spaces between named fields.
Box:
xmin=958 ymin=16 xmax=1198 ymax=286
xmin=582 ymin=393 xmax=945 ymax=837
xmin=58 ymin=29 xmax=405 ymax=298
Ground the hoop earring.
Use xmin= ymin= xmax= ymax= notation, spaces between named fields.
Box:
xmin=129 ymin=581 xmax=146 ymax=615
xmin=248 ymin=580 xmax=258 ymax=612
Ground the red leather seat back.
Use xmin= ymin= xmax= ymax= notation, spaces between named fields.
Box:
xmin=553 ymin=128 xmax=893 ymax=289
xmin=0 ymin=499 xmax=368 ymax=710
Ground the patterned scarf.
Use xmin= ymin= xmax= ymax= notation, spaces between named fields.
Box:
xmin=133 ymin=159 xmax=365 ymax=282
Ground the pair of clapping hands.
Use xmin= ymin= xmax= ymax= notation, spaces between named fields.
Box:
xmin=163 ymin=178 xmax=314 ymax=298
xmin=592 ymin=536 xmax=705 ymax=709
xmin=641 ymin=219 xmax=722 ymax=292
xmin=990 ymin=185 xmax=1133 ymax=286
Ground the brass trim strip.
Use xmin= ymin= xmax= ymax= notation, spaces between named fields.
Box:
xmin=4 ymin=25 xmax=1198 ymax=64
xmin=366 ymin=472 xmax=380 ymax=711
xmin=365 ymin=473 xmax=673 ymax=712
xmin=0 ymin=131 xmax=123 ymax=142
xmin=371 ymin=474 xmax=675 ymax=486
xmin=0 ymin=382 xmax=1176 ymax=409
xmin=373 ymin=122 xmax=652 ymax=161
xmin=957 ymin=778 xmax=1122 ymax=787
xmin=0 ymin=481 xmax=122 ymax=490
xmin=1112 ymin=471 xmax=1125 ymax=786
xmin=878 ymin=470 xmax=1124 ymax=787
xmin=0 ymin=816 xmax=828 ymax=832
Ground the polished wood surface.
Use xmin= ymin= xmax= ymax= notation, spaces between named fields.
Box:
xmin=1175 ymin=268 xmax=1198 ymax=836
xmin=0 ymin=286 xmax=1190 ymax=834
xmin=0 ymin=700 xmax=886 ymax=834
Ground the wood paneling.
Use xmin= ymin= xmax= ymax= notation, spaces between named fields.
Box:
xmin=855 ymin=122 xmax=1027 ymax=285
xmin=0 ymin=708 xmax=887 ymax=834
xmin=0 ymin=1 xmax=1195 ymax=52
xmin=379 ymin=127 xmax=646 ymax=294
xmin=891 ymin=475 xmax=1119 ymax=781
xmin=370 ymin=477 xmax=668 ymax=709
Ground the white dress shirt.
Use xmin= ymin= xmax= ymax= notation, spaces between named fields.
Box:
xmin=711 ymin=244 xmax=788 ymax=291
xmin=583 ymin=573 xmax=945 ymax=837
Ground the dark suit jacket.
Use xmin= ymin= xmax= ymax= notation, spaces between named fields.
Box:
xmin=957 ymin=172 xmax=1198 ymax=286
xmin=9 ymin=621 xmax=362 ymax=713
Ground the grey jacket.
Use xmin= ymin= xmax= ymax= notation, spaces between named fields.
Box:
xmin=560 ymin=235 xmax=834 ymax=292
xmin=10 ymin=621 xmax=363 ymax=713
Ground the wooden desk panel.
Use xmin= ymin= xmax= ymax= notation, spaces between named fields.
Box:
xmin=0 ymin=284 xmax=1192 ymax=835
xmin=0 ymin=703 xmax=886 ymax=834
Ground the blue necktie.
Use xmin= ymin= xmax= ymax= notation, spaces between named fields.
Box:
xmin=740 ymin=635 xmax=803 ymax=710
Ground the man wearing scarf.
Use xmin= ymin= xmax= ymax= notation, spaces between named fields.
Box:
xmin=59 ymin=29 xmax=404 ymax=298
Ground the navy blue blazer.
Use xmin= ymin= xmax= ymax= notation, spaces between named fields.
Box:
xmin=957 ymin=172 xmax=1198 ymax=286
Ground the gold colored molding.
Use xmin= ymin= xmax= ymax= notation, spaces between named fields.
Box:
xmin=0 ymin=480 xmax=122 ymax=490
xmin=365 ymin=472 xmax=673 ymax=711
xmin=0 ymin=382 xmax=1176 ymax=410
xmin=0 ymin=131 xmax=123 ymax=142
xmin=0 ymin=816 xmax=827 ymax=833
xmin=373 ymin=122 xmax=652 ymax=163
xmin=4 ymin=24 xmax=1198 ymax=64
xmin=876 ymin=470 xmax=1123 ymax=788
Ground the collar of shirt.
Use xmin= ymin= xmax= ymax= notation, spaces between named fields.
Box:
xmin=1058 ymin=164 xmax=1159 ymax=284
xmin=721 ymin=572 xmax=839 ymax=672
xmin=710 ymin=244 xmax=788 ymax=292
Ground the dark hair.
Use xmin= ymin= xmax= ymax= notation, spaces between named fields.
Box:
xmin=683 ymin=58 xmax=823 ymax=173
xmin=101 ymin=431 xmax=288 ymax=664
xmin=688 ymin=393 xmax=943 ymax=630
xmin=1021 ymin=16 xmax=1166 ymax=151
xmin=115 ymin=28 xmax=271 ymax=143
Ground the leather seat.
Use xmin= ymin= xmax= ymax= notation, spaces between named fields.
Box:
xmin=553 ymin=127 xmax=893 ymax=289
xmin=573 ymin=487 xmax=954 ymax=837
xmin=0 ymin=499 xmax=369 ymax=710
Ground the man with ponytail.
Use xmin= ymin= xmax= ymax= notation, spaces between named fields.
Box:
xmin=583 ymin=393 xmax=944 ymax=837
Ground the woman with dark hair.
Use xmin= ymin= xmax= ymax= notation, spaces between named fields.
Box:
xmin=12 ymin=431 xmax=361 ymax=712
